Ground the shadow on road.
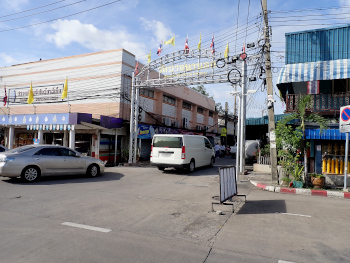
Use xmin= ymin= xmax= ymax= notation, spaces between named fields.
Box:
xmin=1 ymin=172 xmax=124 ymax=185
xmin=236 ymin=200 xmax=287 ymax=214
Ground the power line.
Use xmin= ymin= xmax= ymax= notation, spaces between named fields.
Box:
xmin=0 ymin=0 xmax=122 ymax=33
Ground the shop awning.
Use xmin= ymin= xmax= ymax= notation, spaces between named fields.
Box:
xmin=246 ymin=114 xmax=297 ymax=126
xmin=305 ymin=128 xmax=346 ymax=140
xmin=277 ymin=58 xmax=350 ymax=84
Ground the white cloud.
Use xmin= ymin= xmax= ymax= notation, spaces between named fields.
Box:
xmin=339 ymin=0 xmax=350 ymax=5
xmin=139 ymin=17 xmax=175 ymax=43
xmin=46 ymin=19 xmax=145 ymax=56
xmin=1 ymin=0 xmax=28 ymax=11
xmin=0 ymin=53 xmax=16 ymax=65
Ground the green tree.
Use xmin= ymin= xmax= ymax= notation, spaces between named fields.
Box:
xmin=190 ymin=85 xmax=213 ymax=98
xmin=278 ymin=95 xmax=328 ymax=179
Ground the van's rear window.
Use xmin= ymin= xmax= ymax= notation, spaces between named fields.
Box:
xmin=153 ymin=137 xmax=183 ymax=148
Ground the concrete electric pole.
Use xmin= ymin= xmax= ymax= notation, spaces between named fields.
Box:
xmin=262 ymin=0 xmax=278 ymax=182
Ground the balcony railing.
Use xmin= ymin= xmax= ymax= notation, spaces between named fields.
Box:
xmin=286 ymin=93 xmax=350 ymax=115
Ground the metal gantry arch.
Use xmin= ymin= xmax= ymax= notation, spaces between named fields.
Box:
xmin=128 ymin=48 xmax=261 ymax=164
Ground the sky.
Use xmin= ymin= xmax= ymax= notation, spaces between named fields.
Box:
xmin=0 ymin=0 xmax=350 ymax=117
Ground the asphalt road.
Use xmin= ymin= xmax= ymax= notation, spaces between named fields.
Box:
xmin=0 ymin=157 xmax=349 ymax=263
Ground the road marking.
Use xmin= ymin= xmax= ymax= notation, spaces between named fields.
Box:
xmin=278 ymin=260 xmax=297 ymax=263
xmin=278 ymin=212 xmax=311 ymax=218
xmin=62 ymin=222 xmax=111 ymax=233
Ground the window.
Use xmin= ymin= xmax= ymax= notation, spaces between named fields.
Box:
xmin=60 ymin=148 xmax=77 ymax=157
xmin=209 ymin=111 xmax=213 ymax=117
xmin=163 ymin=95 xmax=176 ymax=105
xmin=183 ymin=101 xmax=191 ymax=110
xmin=197 ymin=107 xmax=204 ymax=114
xmin=153 ymin=137 xmax=183 ymax=148
xmin=140 ymin=89 xmax=154 ymax=98
xmin=34 ymin=147 xmax=60 ymax=156
xmin=204 ymin=138 xmax=212 ymax=149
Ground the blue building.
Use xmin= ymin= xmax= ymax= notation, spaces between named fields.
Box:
xmin=277 ymin=24 xmax=350 ymax=181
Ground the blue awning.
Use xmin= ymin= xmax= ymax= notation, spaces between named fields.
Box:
xmin=277 ymin=58 xmax=350 ymax=84
xmin=246 ymin=114 xmax=297 ymax=126
xmin=305 ymin=128 xmax=346 ymax=140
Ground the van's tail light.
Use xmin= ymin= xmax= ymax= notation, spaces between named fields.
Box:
xmin=181 ymin=146 xmax=185 ymax=159
xmin=150 ymin=145 xmax=153 ymax=158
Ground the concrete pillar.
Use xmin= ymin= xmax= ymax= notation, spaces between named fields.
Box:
xmin=114 ymin=133 xmax=118 ymax=166
xmin=94 ymin=131 xmax=100 ymax=159
xmin=38 ymin=129 xmax=44 ymax=144
xmin=63 ymin=130 xmax=68 ymax=147
xmin=8 ymin=126 xmax=15 ymax=150
xmin=69 ymin=126 xmax=75 ymax=149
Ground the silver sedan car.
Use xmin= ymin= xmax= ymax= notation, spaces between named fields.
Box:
xmin=0 ymin=145 xmax=105 ymax=182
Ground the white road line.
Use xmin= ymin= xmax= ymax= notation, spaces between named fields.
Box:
xmin=62 ymin=222 xmax=111 ymax=233
xmin=278 ymin=260 xmax=297 ymax=263
xmin=278 ymin=212 xmax=311 ymax=218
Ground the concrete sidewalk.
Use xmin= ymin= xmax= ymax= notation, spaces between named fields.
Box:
xmin=248 ymin=170 xmax=350 ymax=199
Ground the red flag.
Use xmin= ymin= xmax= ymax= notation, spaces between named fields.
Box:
xmin=157 ymin=41 xmax=162 ymax=56
xmin=134 ymin=60 xmax=139 ymax=75
xmin=184 ymin=36 xmax=189 ymax=54
xmin=3 ymin=86 xmax=7 ymax=106
xmin=240 ymin=43 xmax=246 ymax=60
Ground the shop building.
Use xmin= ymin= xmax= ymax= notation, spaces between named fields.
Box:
xmin=277 ymin=25 xmax=350 ymax=185
xmin=0 ymin=49 xmax=218 ymax=163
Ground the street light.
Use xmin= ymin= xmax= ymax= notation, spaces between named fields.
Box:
xmin=230 ymin=89 xmax=257 ymax=181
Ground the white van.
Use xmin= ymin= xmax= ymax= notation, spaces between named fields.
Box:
xmin=150 ymin=134 xmax=215 ymax=172
xmin=230 ymin=140 xmax=260 ymax=162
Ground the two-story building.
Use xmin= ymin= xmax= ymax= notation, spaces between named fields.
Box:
xmin=0 ymin=49 xmax=218 ymax=164
xmin=277 ymin=25 xmax=350 ymax=182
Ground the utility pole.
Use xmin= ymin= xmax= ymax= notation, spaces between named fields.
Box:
xmin=225 ymin=102 xmax=228 ymax=155
xmin=262 ymin=0 xmax=278 ymax=182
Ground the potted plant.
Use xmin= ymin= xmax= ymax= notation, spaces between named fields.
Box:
xmin=310 ymin=174 xmax=325 ymax=189
xmin=292 ymin=160 xmax=304 ymax=188
xmin=281 ymin=177 xmax=291 ymax=186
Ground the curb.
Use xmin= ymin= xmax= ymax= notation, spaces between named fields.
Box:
xmin=250 ymin=180 xmax=350 ymax=199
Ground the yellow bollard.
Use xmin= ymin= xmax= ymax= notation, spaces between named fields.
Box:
xmin=331 ymin=157 xmax=335 ymax=174
xmin=340 ymin=158 xmax=344 ymax=174
xmin=327 ymin=158 xmax=331 ymax=173
xmin=322 ymin=158 xmax=327 ymax=173
xmin=335 ymin=157 xmax=339 ymax=174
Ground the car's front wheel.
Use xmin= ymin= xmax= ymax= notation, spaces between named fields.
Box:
xmin=87 ymin=164 xmax=100 ymax=177
xmin=21 ymin=166 xmax=40 ymax=182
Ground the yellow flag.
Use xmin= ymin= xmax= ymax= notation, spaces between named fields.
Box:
xmin=61 ymin=77 xmax=68 ymax=99
xmin=147 ymin=49 xmax=151 ymax=63
xmin=197 ymin=32 xmax=201 ymax=50
xmin=27 ymin=82 xmax=34 ymax=104
xmin=164 ymin=36 xmax=175 ymax=46
xmin=224 ymin=42 xmax=229 ymax=59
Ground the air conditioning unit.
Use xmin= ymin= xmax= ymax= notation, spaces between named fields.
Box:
xmin=182 ymin=118 xmax=189 ymax=129
xmin=163 ymin=117 xmax=171 ymax=126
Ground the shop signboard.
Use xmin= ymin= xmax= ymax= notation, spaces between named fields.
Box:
xmin=339 ymin=106 xmax=350 ymax=133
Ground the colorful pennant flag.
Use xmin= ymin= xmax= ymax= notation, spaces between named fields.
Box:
xmin=3 ymin=86 xmax=7 ymax=106
xmin=27 ymin=82 xmax=34 ymax=104
xmin=210 ymin=34 xmax=215 ymax=54
xmin=198 ymin=32 xmax=201 ymax=50
xmin=157 ymin=41 xmax=162 ymax=56
xmin=61 ymin=78 xmax=68 ymax=99
xmin=224 ymin=42 xmax=229 ymax=59
xmin=134 ymin=60 xmax=139 ymax=75
xmin=184 ymin=35 xmax=189 ymax=54
xmin=147 ymin=49 xmax=151 ymax=63
xmin=164 ymin=36 xmax=175 ymax=46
